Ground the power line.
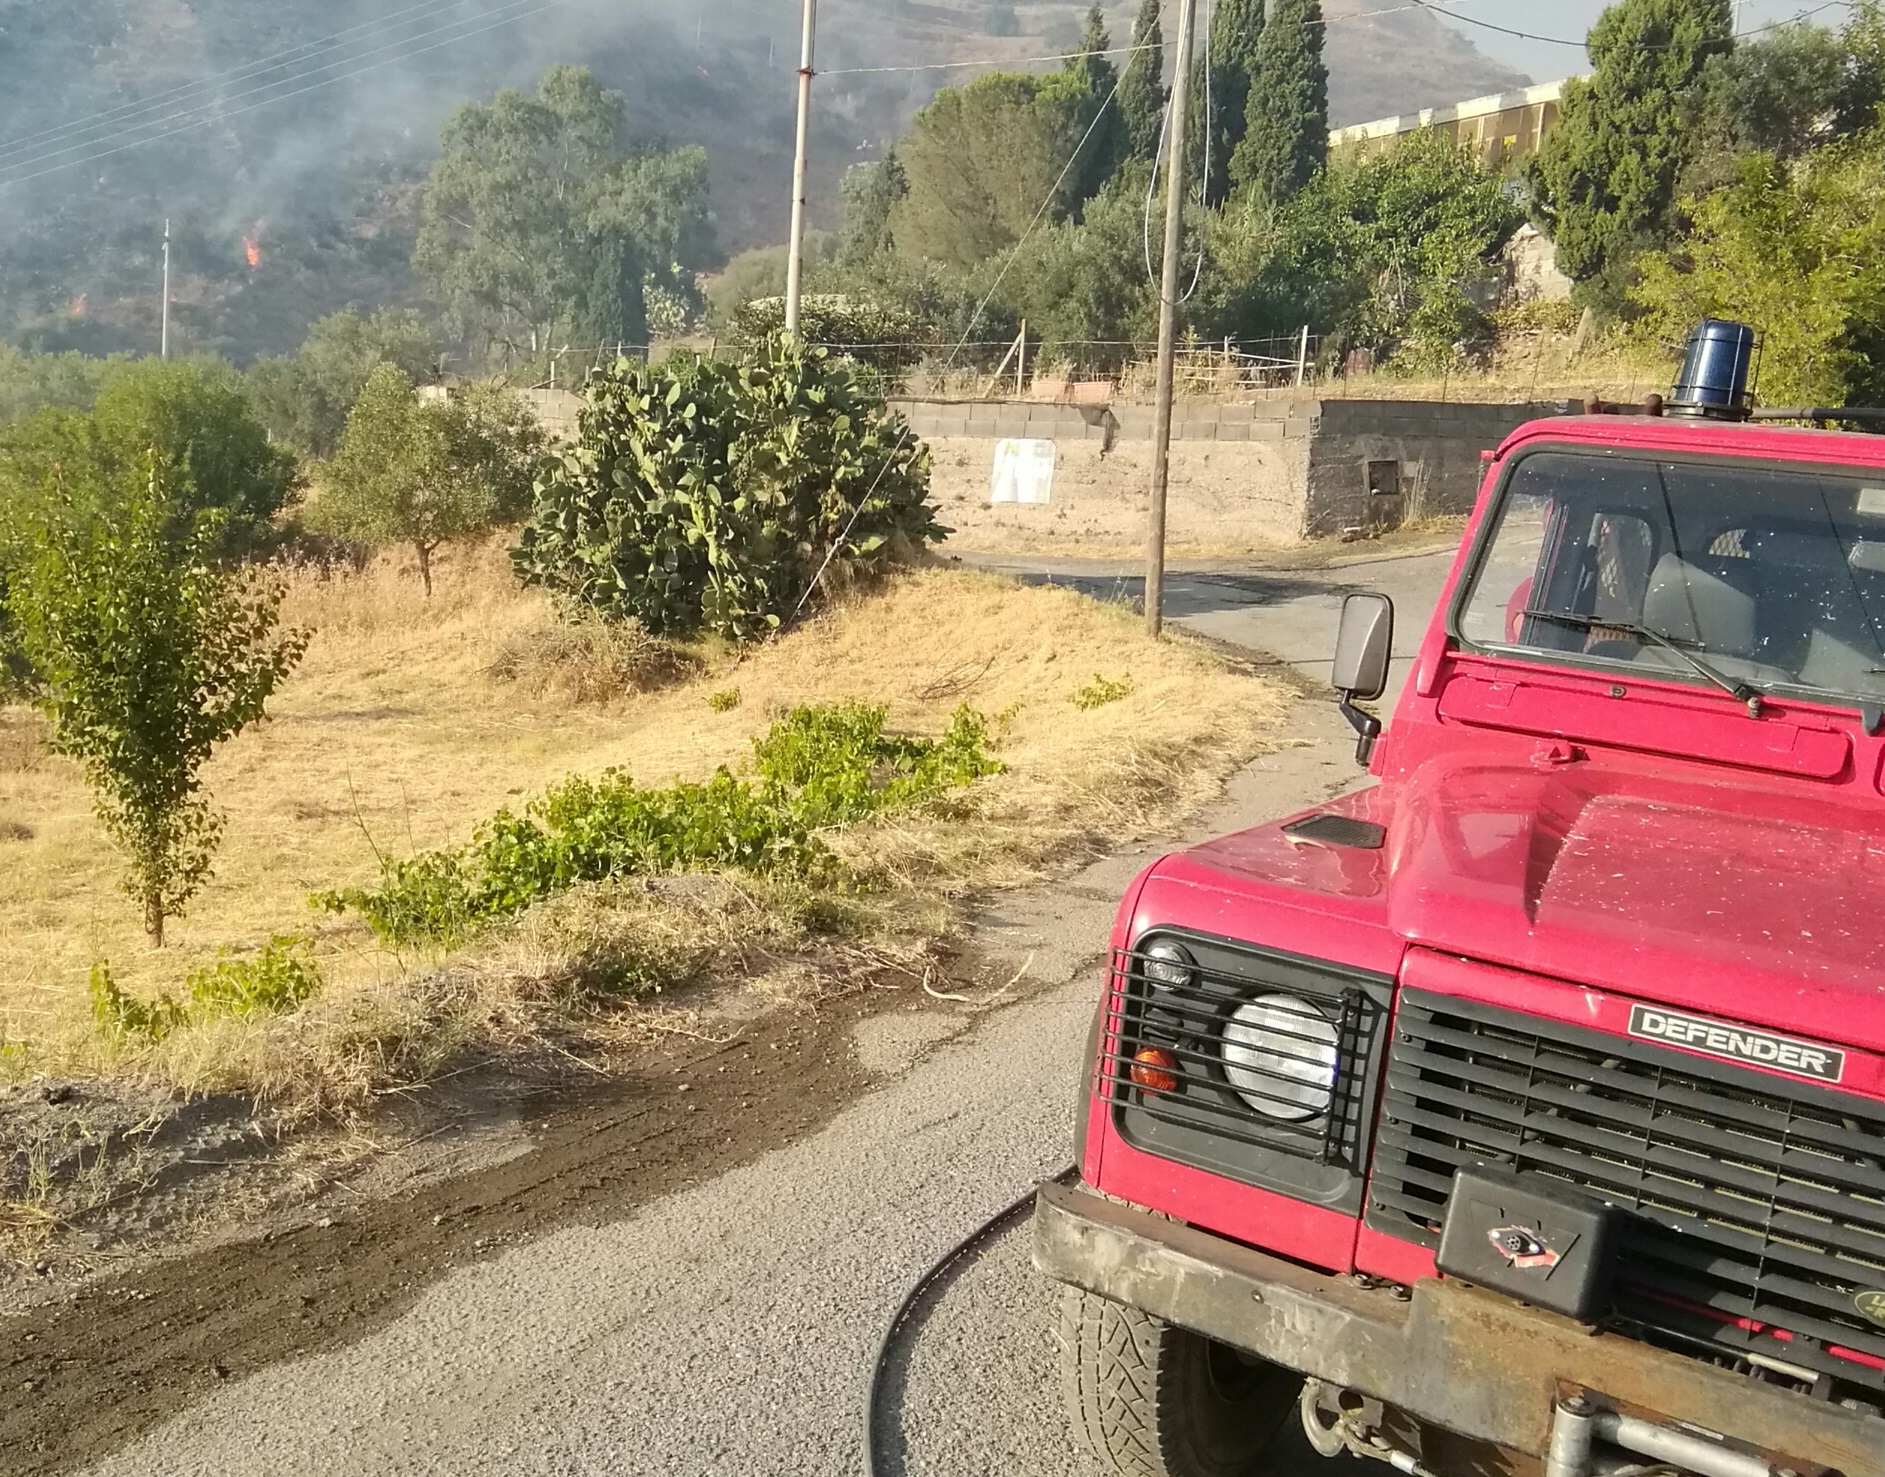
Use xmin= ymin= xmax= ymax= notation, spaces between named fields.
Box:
xmin=1407 ymin=0 xmax=1851 ymax=49
xmin=0 ymin=0 xmax=559 ymax=184
xmin=0 ymin=0 xmax=499 ymax=161
xmin=0 ymin=0 xmax=573 ymax=190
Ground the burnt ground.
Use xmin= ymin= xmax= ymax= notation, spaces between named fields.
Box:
xmin=0 ymin=953 xmax=1024 ymax=1477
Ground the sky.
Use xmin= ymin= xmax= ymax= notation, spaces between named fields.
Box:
xmin=1422 ymin=0 xmax=1860 ymax=83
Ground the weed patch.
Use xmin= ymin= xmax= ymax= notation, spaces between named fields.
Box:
xmin=317 ymin=703 xmax=1000 ymax=948
xmin=488 ymin=614 xmax=700 ymax=704
xmin=88 ymin=934 xmax=322 ymax=1044
xmin=1071 ymin=673 xmax=1134 ymax=710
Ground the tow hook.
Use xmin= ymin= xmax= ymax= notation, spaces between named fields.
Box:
xmin=1545 ymin=1391 xmax=1796 ymax=1477
xmin=1299 ymin=1381 xmax=1441 ymax=1477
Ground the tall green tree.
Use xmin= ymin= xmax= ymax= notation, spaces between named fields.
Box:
xmin=838 ymin=154 xmax=910 ymax=266
xmin=890 ymin=74 xmax=1088 ymax=268
xmin=0 ymin=358 xmax=296 ymax=552
xmin=1202 ymin=0 xmax=1265 ymax=206
xmin=1064 ymin=7 xmax=1129 ymax=204
xmin=312 ymin=366 xmax=543 ymax=596
xmin=1230 ymin=0 xmax=1329 ymax=206
xmin=1119 ymin=0 xmax=1168 ymax=163
xmin=1527 ymin=0 xmax=1734 ymax=309
xmin=7 ymin=460 xmax=306 ymax=945
xmin=247 ymin=310 xmax=438 ymax=458
xmin=1632 ymin=135 xmax=1885 ymax=406
xmin=414 ymin=66 xmax=712 ymax=366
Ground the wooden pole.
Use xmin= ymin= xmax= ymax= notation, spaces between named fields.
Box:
xmin=1145 ymin=0 xmax=1196 ymax=639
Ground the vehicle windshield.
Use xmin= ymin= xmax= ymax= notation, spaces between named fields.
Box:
xmin=1457 ymin=450 xmax=1885 ymax=708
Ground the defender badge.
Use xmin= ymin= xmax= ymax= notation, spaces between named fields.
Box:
xmin=1487 ymin=1225 xmax=1561 ymax=1272
xmin=1857 ymin=1290 xmax=1885 ymax=1329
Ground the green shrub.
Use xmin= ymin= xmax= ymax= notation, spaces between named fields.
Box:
xmin=88 ymin=935 xmax=322 ymax=1045
xmin=708 ymin=687 xmax=743 ymax=712
xmin=317 ymin=702 xmax=1000 ymax=947
xmin=1071 ymin=673 xmax=1134 ymax=710
xmin=186 ymin=933 xmax=321 ymax=1018
xmin=513 ymin=337 xmax=944 ymax=642
xmin=725 ymin=295 xmax=930 ymax=374
xmin=88 ymin=964 xmax=188 ymax=1043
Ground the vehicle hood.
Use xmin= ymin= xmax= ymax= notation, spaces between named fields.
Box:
xmin=1385 ymin=755 xmax=1885 ymax=1050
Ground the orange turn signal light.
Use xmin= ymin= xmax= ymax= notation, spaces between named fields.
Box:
xmin=1129 ymin=1047 xmax=1179 ymax=1094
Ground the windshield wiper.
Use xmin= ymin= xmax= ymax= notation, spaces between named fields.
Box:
xmin=1520 ymin=609 xmax=1767 ymax=718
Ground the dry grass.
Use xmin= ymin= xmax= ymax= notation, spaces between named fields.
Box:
xmin=0 ymin=536 xmax=1289 ymax=1112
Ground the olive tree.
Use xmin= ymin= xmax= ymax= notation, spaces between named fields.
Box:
xmin=7 ymin=461 xmax=307 ymax=945
xmin=313 ymin=365 xmax=543 ymax=595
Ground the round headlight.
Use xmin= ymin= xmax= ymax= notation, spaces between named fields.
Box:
xmin=1140 ymin=939 xmax=1196 ymax=988
xmin=1221 ymin=993 xmax=1340 ymax=1122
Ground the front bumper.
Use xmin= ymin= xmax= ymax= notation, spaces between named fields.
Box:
xmin=1033 ymin=1182 xmax=1885 ymax=1477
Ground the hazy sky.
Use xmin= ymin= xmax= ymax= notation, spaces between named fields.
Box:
xmin=1421 ymin=0 xmax=1858 ymax=83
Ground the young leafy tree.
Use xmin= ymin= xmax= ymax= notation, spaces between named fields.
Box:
xmin=1201 ymin=0 xmax=1265 ymax=206
xmin=414 ymin=66 xmax=712 ymax=365
xmin=1527 ymin=0 xmax=1734 ymax=309
xmin=7 ymin=460 xmax=306 ymax=945
xmin=247 ymin=309 xmax=438 ymax=457
xmin=1231 ymin=0 xmax=1329 ymax=206
xmin=314 ymin=366 xmax=543 ymax=596
xmin=1118 ymin=0 xmax=1168 ymax=163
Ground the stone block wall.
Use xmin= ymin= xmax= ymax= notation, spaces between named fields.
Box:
xmin=897 ymin=394 xmax=1568 ymax=550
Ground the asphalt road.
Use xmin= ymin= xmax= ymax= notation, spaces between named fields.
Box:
xmin=85 ymin=546 xmax=1457 ymax=1477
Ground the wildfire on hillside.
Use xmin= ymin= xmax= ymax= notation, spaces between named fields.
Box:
xmin=70 ymin=293 xmax=87 ymax=317
xmin=243 ymin=235 xmax=261 ymax=272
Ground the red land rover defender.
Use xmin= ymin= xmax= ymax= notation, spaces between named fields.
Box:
xmin=1035 ymin=324 xmax=1885 ymax=1477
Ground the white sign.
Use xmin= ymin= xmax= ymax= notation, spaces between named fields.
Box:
xmin=990 ymin=438 xmax=1057 ymax=505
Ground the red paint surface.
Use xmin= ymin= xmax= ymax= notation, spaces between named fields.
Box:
xmin=1086 ymin=413 xmax=1885 ymax=1287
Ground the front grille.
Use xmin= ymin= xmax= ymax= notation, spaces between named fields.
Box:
xmin=1368 ymin=990 xmax=1885 ymax=1396
xmin=1103 ymin=934 xmax=1389 ymax=1207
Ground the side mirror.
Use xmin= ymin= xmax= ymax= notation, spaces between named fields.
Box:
xmin=1332 ymin=593 xmax=1394 ymax=765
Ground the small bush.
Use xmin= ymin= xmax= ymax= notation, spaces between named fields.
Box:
xmin=89 ymin=936 xmax=323 ymax=1044
xmin=490 ymin=616 xmax=699 ymax=703
xmin=1071 ymin=673 xmax=1134 ymax=710
xmin=88 ymin=964 xmax=188 ymax=1043
xmin=317 ymin=702 xmax=1001 ymax=947
xmin=186 ymin=934 xmax=321 ymax=1018
xmin=708 ymin=687 xmax=743 ymax=712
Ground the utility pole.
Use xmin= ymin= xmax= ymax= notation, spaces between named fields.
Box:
xmin=784 ymin=0 xmax=818 ymax=339
xmin=160 ymin=218 xmax=171 ymax=359
xmin=1145 ymin=0 xmax=1197 ymax=639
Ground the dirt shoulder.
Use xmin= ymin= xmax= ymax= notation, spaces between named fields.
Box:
xmin=0 ymin=943 xmax=1037 ymax=1476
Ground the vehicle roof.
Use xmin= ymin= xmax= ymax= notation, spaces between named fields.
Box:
xmin=1499 ymin=414 xmax=1885 ymax=471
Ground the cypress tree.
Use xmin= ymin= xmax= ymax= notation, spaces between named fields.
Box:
xmin=1528 ymin=0 xmax=1735 ymax=309
xmin=1230 ymin=0 xmax=1329 ymax=206
xmin=1202 ymin=0 xmax=1265 ymax=206
xmin=1061 ymin=6 xmax=1128 ymax=204
xmin=1119 ymin=0 xmax=1168 ymax=163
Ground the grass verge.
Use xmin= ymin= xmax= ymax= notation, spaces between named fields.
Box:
xmin=0 ymin=538 xmax=1291 ymax=1116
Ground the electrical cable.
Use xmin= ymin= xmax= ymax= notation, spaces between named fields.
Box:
xmin=0 ymin=0 xmax=565 ymax=186
xmin=1143 ymin=0 xmax=1212 ymax=305
xmin=861 ymin=1168 xmax=1077 ymax=1477
xmin=1406 ymin=0 xmax=1851 ymax=49
xmin=0 ymin=0 xmax=574 ymax=190
xmin=786 ymin=64 xmax=1133 ymax=623
xmin=0 ymin=0 xmax=507 ymax=161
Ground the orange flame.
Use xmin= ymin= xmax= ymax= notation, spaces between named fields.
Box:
xmin=243 ymin=236 xmax=261 ymax=271
xmin=70 ymin=293 xmax=87 ymax=317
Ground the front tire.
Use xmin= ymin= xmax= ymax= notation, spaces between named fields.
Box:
xmin=1059 ymin=1287 xmax=1299 ymax=1477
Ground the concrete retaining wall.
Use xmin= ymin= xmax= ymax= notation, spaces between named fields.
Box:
xmin=898 ymin=395 xmax=1568 ymax=549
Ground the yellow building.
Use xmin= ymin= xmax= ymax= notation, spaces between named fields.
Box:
xmin=1329 ymin=78 xmax=1580 ymax=169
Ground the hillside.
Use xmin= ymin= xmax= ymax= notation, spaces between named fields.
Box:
xmin=0 ymin=0 xmax=1528 ymax=362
